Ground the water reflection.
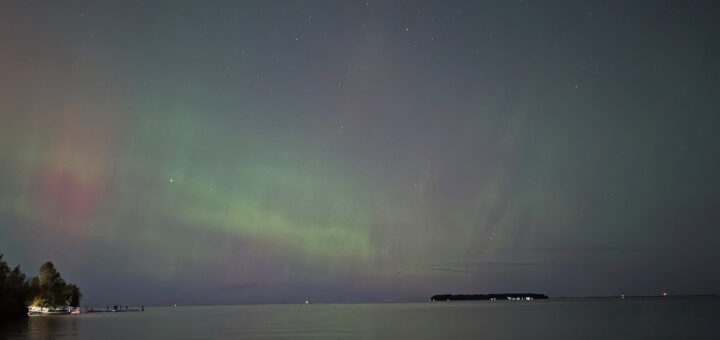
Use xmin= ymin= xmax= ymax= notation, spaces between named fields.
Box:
xmin=1 ymin=300 xmax=719 ymax=339
xmin=0 ymin=319 xmax=28 ymax=339
xmin=1 ymin=316 xmax=80 ymax=339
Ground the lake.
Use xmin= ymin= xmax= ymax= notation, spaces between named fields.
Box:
xmin=2 ymin=298 xmax=719 ymax=339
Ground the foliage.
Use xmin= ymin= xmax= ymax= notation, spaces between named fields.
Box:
xmin=0 ymin=254 xmax=30 ymax=318
xmin=0 ymin=253 xmax=82 ymax=318
xmin=64 ymin=284 xmax=82 ymax=307
xmin=38 ymin=261 xmax=68 ymax=307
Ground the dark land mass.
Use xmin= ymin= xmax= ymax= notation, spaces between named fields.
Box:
xmin=431 ymin=293 xmax=549 ymax=301
xmin=0 ymin=254 xmax=81 ymax=320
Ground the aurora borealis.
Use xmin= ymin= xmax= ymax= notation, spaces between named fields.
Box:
xmin=1 ymin=1 xmax=720 ymax=305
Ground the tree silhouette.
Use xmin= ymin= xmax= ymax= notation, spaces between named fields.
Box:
xmin=0 ymin=254 xmax=30 ymax=319
xmin=0 ymin=253 xmax=82 ymax=318
xmin=65 ymin=284 xmax=82 ymax=307
xmin=38 ymin=262 xmax=67 ymax=307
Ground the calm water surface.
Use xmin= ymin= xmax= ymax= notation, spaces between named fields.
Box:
xmin=2 ymin=298 xmax=719 ymax=339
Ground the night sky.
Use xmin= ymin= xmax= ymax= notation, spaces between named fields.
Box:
xmin=2 ymin=1 xmax=720 ymax=306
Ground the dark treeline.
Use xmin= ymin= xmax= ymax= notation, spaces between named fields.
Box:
xmin=431 ymin=293 xmax=549 ymax=301
xmin=0 ymin=254 xmax=81 ymax=319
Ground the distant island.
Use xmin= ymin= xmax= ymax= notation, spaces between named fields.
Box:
xmin=431 ymin=293 xmax=549 ymax=301
xmin=0 ymin=253 xmax=81 ymax=319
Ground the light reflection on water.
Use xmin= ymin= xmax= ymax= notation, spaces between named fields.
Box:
xmin=2 ymin=298 xmax=719 ymax=339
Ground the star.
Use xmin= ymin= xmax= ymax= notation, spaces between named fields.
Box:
xmin=169 ymin=178 xmax=174 ymax=183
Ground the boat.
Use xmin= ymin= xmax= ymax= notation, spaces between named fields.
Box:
xmin=27 ymin=306 xmax=71 ymax=315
